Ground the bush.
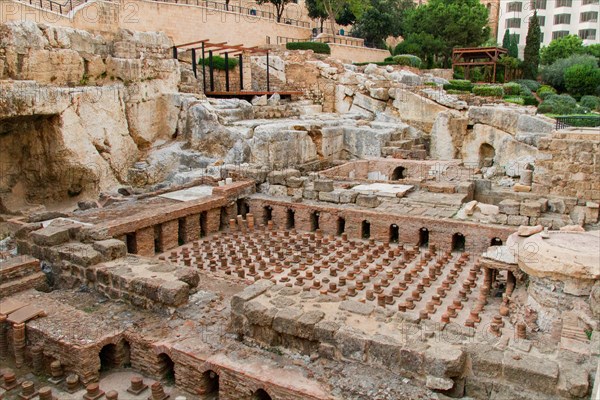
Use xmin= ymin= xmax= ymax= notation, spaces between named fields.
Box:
xmin=472 ymin=85 xmax=504 ymax=97
xmin=513 ymin=79 xmax=541 ymax=92
xmin=580 ymin=95 xmax=600 ymax=111
xmin=504 ymin=96 xmax=524 ymax=105
xmin=523 ymin=96 xmax=539 ymax=106
xmin=443 ymin=79 xmax=473 ymax=92
xmin=446 ymin=89 xmax=471 ymax=95
xmin=392 ymin=54 xmax=422 ymax=68
xmin=541 ymin=54 xmax=598 ymax=91
xmin=286 ymin=41 xmax=331 ymax=54
xmin=198 ymin=55 xmax=238 ymax=71
xmin=537 ymin=85 xmax=557 ymax=99
xmin=564 ymin=64 xmax=600 ymax=98
xmin=384 ymin=56 xmax=394 ymax=62
xmin=503 ymin=82 xmax=522 ymax=96
xmin=537 ymin=94 xmax=578 ymax=114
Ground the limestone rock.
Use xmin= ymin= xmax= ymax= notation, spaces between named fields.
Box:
xmin=517 ymin=225 xmax=543 ymax=237
xmin=252 ymin=95 xmax=268 ymax=106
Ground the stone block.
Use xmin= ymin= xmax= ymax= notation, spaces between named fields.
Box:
xmin=468 ymin=344 xmax=503 ymax=379
xmin=520 ymin=201 xmax=542 ymax=217
xmin=268 ymin=184 xmax=288 ymax=197
xmin=426 ymin=375 xmax=454 ymax=391
xmin=272 ymin=307 xmax=303 ymax=335
xmin=356 ymin=194 xmax=380 ymax=208
xmin=318 ymin=190 xmax=341 ymax=203
xmin=314 ymin=179 xmax=334 ymax=192
xmin=366 ymin=334 xmax=401 ymax=369
xmin=498 ymin=199 xmax=520 ymax=215
xmin=424 ymin=344 xmax=466 ymax=378
xmin=31 ymin=225 xmax=71 ymax=246
xmin=339 ymin=190 xmax=358 ymax=204
xmin=296 ymin=310 xmax=325 ymax=339
xmin=157 ymin=280 xmax=189 ymax=306
xmin=548 ymin=198 xmax=566 ymax=214
xmin=513 ymin=183 xmax=531 ymax=192
xmin=334 ymin=327 xmax=369 ymax=361
xmin=231 ymin=280 xmax=274 ymax=314
xmin=585 ymin=201 xmax=599 ymax=223
xmin=557 ymin=360 xmax=589 ymax=398
xmin=314 ymin=320 xmax=340 ymax=343
xmin=244 ymin=300 xmax=277 ymax=327
xmin=286 ymin=176 xmax=304 ymax=188
xmin=502 ymin=351 xmax=558 ymax=394
xmin=302 ymin=189 xmax=317 ymax=200
xmin=339 ymin=300 xmax=374 ymax=316
xmin=93 ymin=239 xmax=127 ymax=261
xmin=507 ymin=215 xmax=529 ymax=226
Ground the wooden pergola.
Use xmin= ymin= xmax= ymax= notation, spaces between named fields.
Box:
xmin=172 ymin=39 xmax=302 ymax=99
xmin=451 ymin=47 xmax=508 ymax=83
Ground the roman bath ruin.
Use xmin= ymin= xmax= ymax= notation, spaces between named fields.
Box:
xmin=0 ymin=20 xmax=599 ymax=400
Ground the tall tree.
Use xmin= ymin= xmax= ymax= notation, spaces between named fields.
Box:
xmin=540 ymin=35 xmax=584 ymax=65
xmin=256 ymin=0 xmax=294 ymax=22
xmin=317 ymin=0 xmax=368 ymax=39
xmin=523 ymin=11 xmax=541 ymax=79
xmin=305 ymin=0 xmax=329 ymax=31
xmin=402 ymin=0 xmax=490 ymax=67
xmin=509 ymin=33 xmax=519 ymax=58
xmin=502 ymin=29 xmax=511 ymax=50
xmin=352 ymin=0 xmax=414 ymax=48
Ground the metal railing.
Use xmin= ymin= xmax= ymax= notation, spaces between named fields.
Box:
xmin=150 ymin=0 xmax=310 ymax=27
xmin=555 ymin=115 xmax=600 ymax=130
xmin=17 ymin=0 xmax=111 ymax=15
xmin=313 ymin=36 xmax=363 ymax=46
xmin=277 ymin=36 xmax=304 ymax=44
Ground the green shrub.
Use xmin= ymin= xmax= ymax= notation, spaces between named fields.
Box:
xmin=580 ymin=95 xmax=600 ymax=111
xmin=286 ymin=41 xmax=331 ymax=54
xmin=503 ymin=82 xmax=522 ymax=96
xmin=564 ymin=64 xmax=600 ymax=98
xmin=198 ymin=55 xmax=238 ymax=71
xmin=472 ymin=85 xmax=504 ymax=97
xmin=504 ymin=96 xmax=525 ymax=105
xmin=523 ymin=96 xmax=539 ymax=106
xmin=513 ymin=79 xmax=541 ymax=92
xmin=384 ymin=56 xmax=394 ymax=62
xmin=537 ymin=85 xmax=557 ymax=99
xmin=446 ymin=89 xmax=471 ymax=95
xmin=443 ymin=79 xmax=473 ymax=92
xmin=541 ymin=54 xmax=598 ymax=91
xmin=538 ymin=94 xmax=578 ymax=114
xmin=392 ymin=54 xmax=422 ymax=68
xmin=424 ymin=81 xmax=438 ymax=87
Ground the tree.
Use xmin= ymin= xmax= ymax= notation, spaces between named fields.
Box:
xmin=352 ymin=0 xmax=414 ymax=48
xmin=305 ymin=0 xmax=329 ymax=31
xmin=256 ymin=0 xmax=294 ymax=22
xmin=541 ymin=54 xmax=598 ymax=91
xmin=523 ymin=11 xmax=541 ymax=79
xmin=402 ymin=0 xmax=490 ymax=67
xmin=564 ymin=64 xmax=600 ymax=98
xmin=394 ymin=33 xmax=445 ymax=68
xmin=502 ymin=29 xmax=511 ymax=50
xmin=316 ymin=0 xmax=368 ymax=39
xmin=540 ymin=35 xmax=584 ymax=65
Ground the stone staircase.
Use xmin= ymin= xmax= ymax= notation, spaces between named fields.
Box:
xmin=381 ymin=131 xmax=427 ymax=159
xmin=0 ymin=255 xmax=46 ymax=297
xmin=208 ymin=99 xmax=254 ymax=123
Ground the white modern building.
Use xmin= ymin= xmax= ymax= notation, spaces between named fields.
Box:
xmin=496 ymin=0 xmax=600 ymax=57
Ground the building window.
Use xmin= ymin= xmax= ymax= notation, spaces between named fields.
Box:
xmin=552 ymin=30 xmax=570 ymax=40
xmin=580 ymin=11 xmax=598 ymax=23
xmin=530 ymin=0 xmax=546 ymax=9
xmin=554 ymin=14 xmax=571 ymax=24
xmin=556 ymin=0 xmax=572 ymax=7
xmin=582 ymin=0 xmax=599 ymax=5
xmin=507 ymin=1 xmax=522 ymax=12
xmin=537 ymin=15 xmax=546 ymax=26
xmin=506 ymin=18 xmax=522 ymax=28
xmin=579 ymin=29 xmax=597 ymax=40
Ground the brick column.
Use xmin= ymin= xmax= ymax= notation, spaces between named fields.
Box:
xmin=206 ymin=208 xmax=221 ymax=234
xmin=135 ymin=227 xmax=155 ymax=257
xmin=318 ymin=212 xmax=337 ymax=237
xmin=181 ymin=214 xmax=200 ymax=243
xmin=159 ymin=220 xmax=179 ymax=251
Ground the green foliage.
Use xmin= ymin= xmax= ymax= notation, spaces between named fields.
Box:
xmin=580 ymin=95 xmax=600 ymax=111
xmin=503 ymin=82 xmax=522 ymax=96
xmin=472 ymin=85 xmax=504 ymax=97
xmin=523 ymin=11 xmax=541 ymax=79
xmin=564 ymin=64 xmax=600 ymax=98
xmin=523 ymin=96 xmax=539 ymax=106
xmin=446 ymin=89 xmax=470 ymax=95
xmin=537 ymin=94 xmax=578 ymax=114
xmin=393 ymin=32 xmax=444 ymax=68
xmin=256 ymin=0 xmax=295 ymax=22
xmin=513 ymin=79 xmax=540 ymax=92
xmin=584 ymin=44 xmax=600 ymax=60
xmin=502 ymin=29 xmax=511 ymax=51
xmin=499 ymin=55 xmax=520 ymax=69
xmin=540 ymin=35 xmax=584 ymax=65
xmin=198 ymin=55 xmax=238 ymax=71
xmin=541 ymin=54 xmax=598 ymax=92
xmin=503 ymin=96 xmax=524 ymax=105
xmin=352 ymin=0 xmax=414 ymax=49
xmin=537 ymin=85 xmax=557 ymax=99
xmin=443 ymin=79 xmax=474 ymax=92
xmin=316 ymin=0 xmax=368 ymax=40
xmin=305 ymin=0 xmax=329 ymax=22
xmin=401 ymin=0 xmax=491 ymax=68
xmin=392 ymin=54 xmax=422 ymax=68
xmin=286 ymin=41 xmax=331 ymax=54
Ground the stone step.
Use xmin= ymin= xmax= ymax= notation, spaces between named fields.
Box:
xmin=381 ymin=146 xmax=402 ymax=157
xmin=0 ymin=256 xmax=40 ymax=281
xmin=386 ymin=140 xmax=414 ymax=149
xmin=0 ymin=271 xmax=46 ymax=298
